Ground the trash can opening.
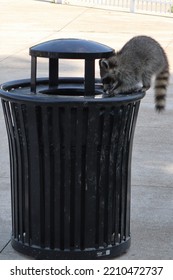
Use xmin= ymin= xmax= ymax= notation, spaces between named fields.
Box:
xmin=39 ymin=88 xmax=102 ymax=97
xmin=38 ymin=77 xmax=103 ymax=97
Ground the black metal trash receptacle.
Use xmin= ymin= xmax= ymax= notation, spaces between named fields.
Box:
xmin=0 ymin=39 xmax=145 ymax=259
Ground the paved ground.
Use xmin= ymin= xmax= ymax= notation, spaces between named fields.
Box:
xmin=0 ymin=0 xmax=173 ymax=260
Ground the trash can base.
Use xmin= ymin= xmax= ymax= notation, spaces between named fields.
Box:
xmin=11 ymin=237 xmax=131 ymax=260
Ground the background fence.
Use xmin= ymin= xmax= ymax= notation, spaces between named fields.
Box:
xmin=54 ymin=0 xmax=173 ymax=16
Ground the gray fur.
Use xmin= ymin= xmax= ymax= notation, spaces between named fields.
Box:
xmin=99 ymin=36 xmax=169 ymax=111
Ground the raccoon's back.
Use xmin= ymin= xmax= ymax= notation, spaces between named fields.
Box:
xmin=119 ymin=36 xmax=169 ymax=111
xmin=119 ymin=36 xmax=168 ymax=72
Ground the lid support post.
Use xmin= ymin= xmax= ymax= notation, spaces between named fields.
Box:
xmin=31 ymin=56 xmax=37 ymax=93
xmin=49 ymin=58 xmax=59 ymax=88
xmin=84 ymin=59 xmax=95 ymax=97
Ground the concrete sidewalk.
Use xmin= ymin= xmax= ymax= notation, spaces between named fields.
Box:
xmin=0 ymin=0 xmax=173 ymax=260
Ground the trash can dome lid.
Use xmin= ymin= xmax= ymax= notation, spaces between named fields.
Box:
xmin=29 ymin=38 xmax=114 ymax=59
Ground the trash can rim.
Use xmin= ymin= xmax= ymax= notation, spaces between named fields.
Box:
xmin=0 ymin=79 xmax=145 ymax=104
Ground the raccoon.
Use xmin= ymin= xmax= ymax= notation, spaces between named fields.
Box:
xmin=99 ymin=36 xmax=169 ymax=111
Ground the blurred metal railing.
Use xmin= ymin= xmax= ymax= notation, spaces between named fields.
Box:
xmin=55 ymin=0 xmax=173 ymax=16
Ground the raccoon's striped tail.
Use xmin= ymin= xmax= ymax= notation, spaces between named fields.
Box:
xmin=154 ymin=68 xmax=169 ymax=111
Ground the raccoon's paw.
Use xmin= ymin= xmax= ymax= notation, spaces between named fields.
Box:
xmin=141 ymin=86 xmax=150 ymax=92
xmin=102 ymin=90 xmax=115 ymax=98
xmin=129 ymin=85 xmax=144 ymax=93
xmin=131 ymin=82 xmax=144 ymax=93
xmin=134 ymin=87 xmax=143 ymax=93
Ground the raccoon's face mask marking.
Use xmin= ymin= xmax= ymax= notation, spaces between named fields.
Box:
xmin=99 ymin=58 xmax=120 ymax=95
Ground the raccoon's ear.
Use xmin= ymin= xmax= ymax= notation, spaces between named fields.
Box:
xmin=99 ymin=59 xmax=109 ymax=69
